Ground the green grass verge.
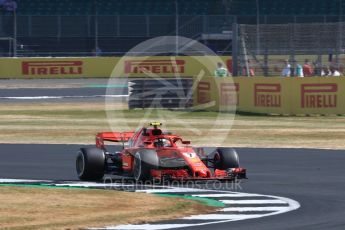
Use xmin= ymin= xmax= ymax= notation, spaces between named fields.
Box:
xmin=156 ymin=193 xmax=225 ymax=207
xmin=0 ymin=103 xmax=344 ymax=149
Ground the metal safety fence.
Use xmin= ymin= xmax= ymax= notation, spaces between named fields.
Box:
xmin=232 ymin=22 xmax=345 ymax=76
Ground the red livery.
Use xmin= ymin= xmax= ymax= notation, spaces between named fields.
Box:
xmin=76 ymin=122 xmax=246 ymax=182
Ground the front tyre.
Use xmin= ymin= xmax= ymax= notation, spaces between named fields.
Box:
xmin=214 ymin=147 xmax=240 ymax=170
xmin=133 ymin=149 xmax=159 ymax=182
xmin=76 ymin=148 xmax=105 ymax=181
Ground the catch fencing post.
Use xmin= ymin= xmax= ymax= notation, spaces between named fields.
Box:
xmin=232 ymin=23 xmax=238 ymax=76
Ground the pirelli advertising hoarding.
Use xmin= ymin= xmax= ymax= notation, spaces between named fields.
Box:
xmin=0 ymin=58 xmax=106 ymax=78
xmin=194 ymin=77 xmax=345 ymax=115
xmin=0 ymin=56 xmax=232 ymax=78
xmin=115 ymin=56 xmax=232 ymax=78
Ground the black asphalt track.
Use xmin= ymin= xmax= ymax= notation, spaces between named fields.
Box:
xmin=0 ymin=78 xmax=128 ymax=102
xmin=0 ymin=88 xmax=127 ymax=98
xmin=0 ymin=144 xmax=344 ymax=230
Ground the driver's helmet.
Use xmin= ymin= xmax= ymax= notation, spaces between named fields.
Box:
xmin=154 ymin=138 xmax=170 ymax=147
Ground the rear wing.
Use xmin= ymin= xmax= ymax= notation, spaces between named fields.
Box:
xmin=96 ymin=131 xmax=134 ymax=148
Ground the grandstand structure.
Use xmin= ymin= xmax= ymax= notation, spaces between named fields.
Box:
xmin=0 ymin=0 xmax=344 ymax=59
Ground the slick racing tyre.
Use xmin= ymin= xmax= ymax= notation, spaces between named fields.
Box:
xmin=133 ymin=149 xmax=159 ymax=182
xmin=214 ymin=147 xmax=240 ymax=170
xmin=76 ymin=148 xmax=105 ymax=181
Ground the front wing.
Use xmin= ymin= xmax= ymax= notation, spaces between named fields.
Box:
xmin=150 ymin=168 xmax=247 ymax=181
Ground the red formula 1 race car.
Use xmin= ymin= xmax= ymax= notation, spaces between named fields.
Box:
xmin=76 ymin=122 xmax=246 ymax=182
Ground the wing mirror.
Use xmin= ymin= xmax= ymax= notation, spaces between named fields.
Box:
xmin=144 ymin=141 xmax=152 ymax=145
xmin=182 ymin=141 xmax=191 ymax=145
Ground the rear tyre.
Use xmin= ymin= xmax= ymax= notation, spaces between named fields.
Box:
xmin=214 ymin=148 xmax=239 ymax=170
xmin=133 ymin=149 xmax=159 ymax=182
xmin=76 ymin=148 xmax=105 ymax=181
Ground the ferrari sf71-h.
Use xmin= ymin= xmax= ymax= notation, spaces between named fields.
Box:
xmin=76 ymin=122 xmax=246 ymax=182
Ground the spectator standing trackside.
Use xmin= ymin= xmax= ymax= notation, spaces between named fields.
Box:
xmin=242 ymin=60 xmax=255 ymax=76
xmin=303 ymin=59 xmax=313 ymax=77
xmin=321 ymin=66 xmax=330 ymax=76
xmin=281 ymin=60 xmax=291 ymax=77
xmin=214 ymin=62 xmax=231 ymax=77
xmin=313 ymin=61 xmax=322 ymax=76
xmin=330 ymin=66 xmax=341 ymax=76
xmin=296 ymin=63 xmax=304 ymax=77
xmin=290 ymin=60 xmax=296 ymax=77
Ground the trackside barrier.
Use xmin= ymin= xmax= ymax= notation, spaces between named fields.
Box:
xmin=194 ymin=77 xmax=345 ymax=115
xmin=0 ymin=56 xmax=232 ymax=78
xmin=5 ymin=55 xmax=345 ymax=79
xmin=128 ymin=78 xmax=193 ymax=109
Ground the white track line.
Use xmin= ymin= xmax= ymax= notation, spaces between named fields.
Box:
xmin=221 ymin=206 xmax=290 ymax=212
xmin=98 ymin=193 xmax=300 ymax=230
xmin=0 ymin=95 xmax=128 ymax=100
xmin=55 ymin=183 xmax=111 ymax=188
xmin=136 ymin=188 xmax=206 ymax=193
xmin=184 ymin=214 xmax=264 ymax=220
xmin=0 ymin=179 xmax=301 ymax=230
xmin=221 ymin=199 xmax=287 ymax=204
xmin=193 ymin=193 xmax=264 ymax=198
xmin=0 ymin=179 xmax=47 ymax=183
xmin=101 ymin=224 xmax=193 ymax=230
